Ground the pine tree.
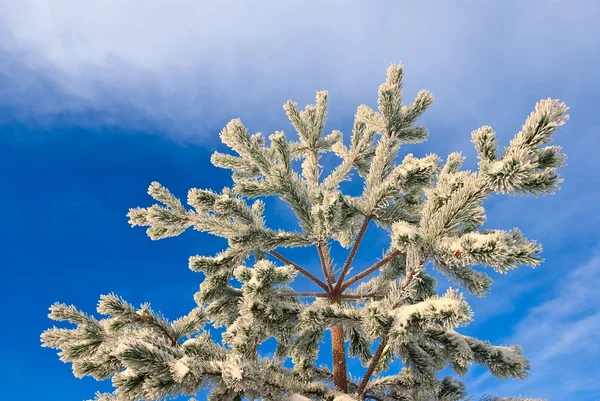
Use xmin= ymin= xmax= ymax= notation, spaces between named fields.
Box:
xmin=41 ymin=63 xmax=568 ymax=401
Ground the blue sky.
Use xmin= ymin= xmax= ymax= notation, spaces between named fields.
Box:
xmin=1 ymin=1 xmax=599 ymax=400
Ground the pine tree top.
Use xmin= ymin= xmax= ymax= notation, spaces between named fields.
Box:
xmin=42 ymin=63 xmax=568 ymax=401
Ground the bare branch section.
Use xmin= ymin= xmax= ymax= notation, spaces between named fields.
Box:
xmin=269 ymin=250 xmax=330 ymax=292
xmin=335 ymin=216 xmax=372 ymax=291
xmin=317 ymin=243 xmax=336 ymax=292
xmin=357 ymin=336 xmax=388 ymax=397
xmin=342 ymin=250 xmax=402 ymax=291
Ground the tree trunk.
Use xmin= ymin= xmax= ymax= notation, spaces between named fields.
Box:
xmin=331 ymin=324 xmax=348 ymax=392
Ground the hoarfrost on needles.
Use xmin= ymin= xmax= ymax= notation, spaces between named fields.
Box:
xmin=40 ymin=62 xmax=569 ymax=401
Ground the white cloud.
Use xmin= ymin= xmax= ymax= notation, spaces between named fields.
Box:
xmin=0 ymin=0 xmax=597 ymax=141
xmin=468 ymin=248 xmax=600 ymax=400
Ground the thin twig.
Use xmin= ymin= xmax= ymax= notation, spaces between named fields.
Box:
xmin=269 ymin=250 xmax=330 ymax=292
xmin=399 ymin=258 xmax=426 ymax=296
xmin=334 ymin=216 xmax=372 ymax=291
xmin=342 ymin=250 xmax=402 ymax=291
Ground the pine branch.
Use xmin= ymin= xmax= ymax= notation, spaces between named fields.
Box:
xmin=357 ymin=336 xmax=388 ymax=398
xmin=340 ymin=294 xmax=381 ymax=300
xmin=307 ymin=146 xmax=320 ymax=191
xmin=269 ymin=250 xmax=330 ymax=292
xmin=342 ymin=250 xmax=402 ymax=291
xmin=335 ymin=216 xmax=372 ymax=291
xmin=317 ymin=242 xmax=336 ymax=292
xmin=277 ymin=292 xmax=330 ymax=298
xmin=399 ymin=258 xmax=426 ymax=295
xmin=357 ymin=258 xmax=425 ymax=398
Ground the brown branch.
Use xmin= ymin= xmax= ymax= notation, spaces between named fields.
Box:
xmin=334 ymin=216 xmax=372 ymax=291
xmin=357 ymin=336 xmax=388 ymax=397
xmin=342 ymin=250 xmax=402 ymax=291
xmin=340 ymin=294 xmax=380 ymax=300
xmin=317 ymin=242 xmax=335 ymax=292
xmin=357 ymin=258 xmax=427 ymax=398
xmin=277 ymin=292 xmax=330 ymax=298
xmin=269 ymin=250 xmax=330 ymax=292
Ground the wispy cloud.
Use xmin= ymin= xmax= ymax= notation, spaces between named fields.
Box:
xmin=468 ymin=247 xmax=600 ymax=400
xmin=1 ymin=1 xmax=597 ymax=141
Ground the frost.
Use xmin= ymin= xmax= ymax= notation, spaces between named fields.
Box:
xmin=230 ymin=364 xmax=243 ymax=380
xmin=41 ymin=62 xmax=567 ymax=401
xmin=333 ymin=395 xmax=358 ymax=401
xmin=496 ymin=346 xmax=523 ymax=364
xmin=172 ymin=359 xmax=190 ymax=379
xmin=446 ymin=330 xmax=473 ymax=357
xmin=113 ymin=342 xmax=129 ymax=356
xmin=392 ymin=297 xmax=461 ymax=331
xmin=287 ymin=394 xmax=312 ymax=401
